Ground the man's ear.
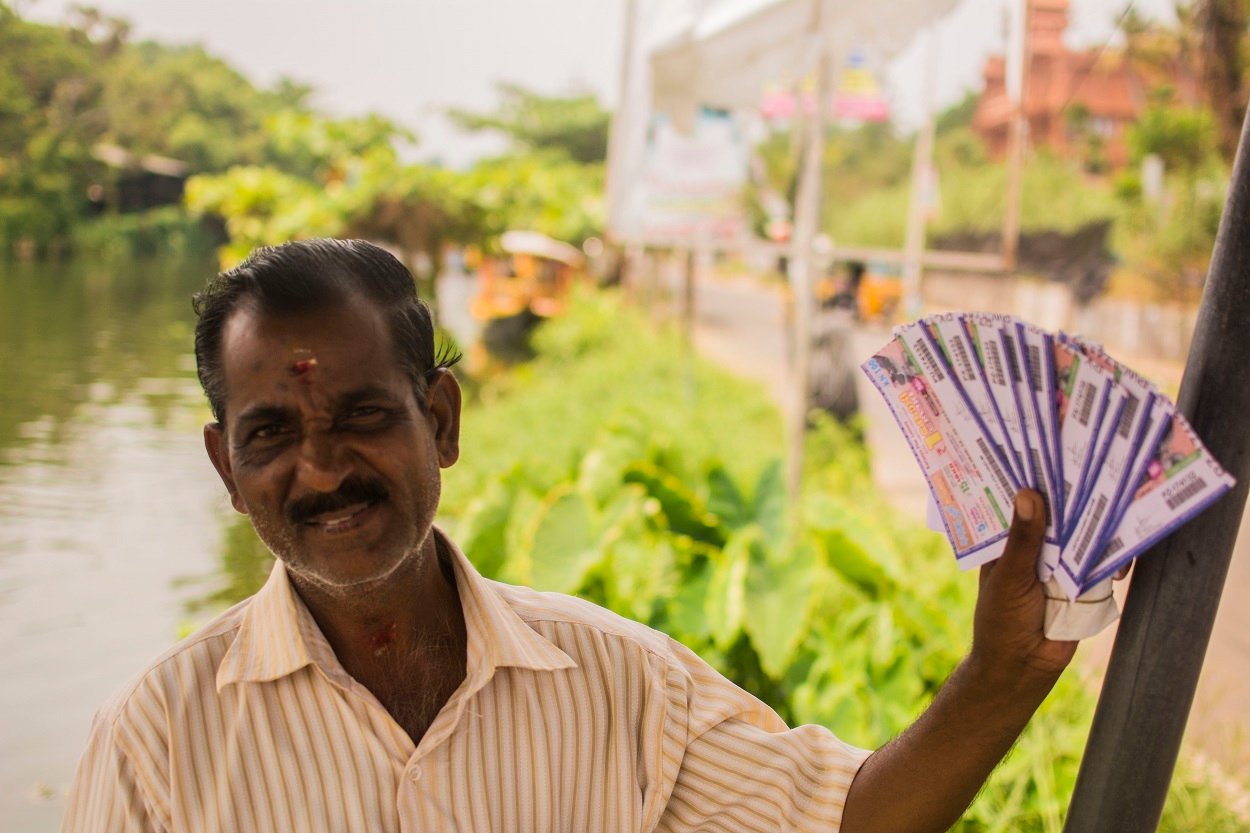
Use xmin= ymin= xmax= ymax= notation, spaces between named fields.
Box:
xmin=425 ymin=370 xmax=462 ymax=468
xmin=204 ymin=423 xmax=247 ymax=515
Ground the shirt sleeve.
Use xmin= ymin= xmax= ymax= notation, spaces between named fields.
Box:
xmin=654 ymin=640 xmax=873 ymax=833
xmin=60 ymin=712 xmax=165 ymax=833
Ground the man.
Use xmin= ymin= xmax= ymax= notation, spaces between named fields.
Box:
xmin=63 ymin=239 xmax=1080 ymax=832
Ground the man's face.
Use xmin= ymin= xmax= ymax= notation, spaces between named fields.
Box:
xmin=203 ymin=293 xmax=460 ymax=596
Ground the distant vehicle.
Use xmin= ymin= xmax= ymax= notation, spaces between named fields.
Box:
xmin=469 ymin=231 xmax=585 ymax=333
xmin=814 ymin=260 xmax=901 ymax=323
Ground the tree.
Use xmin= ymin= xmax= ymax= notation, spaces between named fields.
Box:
xmin=0 ymin=2 xmax=105 ymax=255
xmin=447 ymin=82 xmax=611 ymax=164
xmin=98 ymin=41 xmax=288 ymax=173
xmin=1197 ymin=0 xmax=1246 ymax=159
xmin=0 ymin=1 xmax=319 ymax=257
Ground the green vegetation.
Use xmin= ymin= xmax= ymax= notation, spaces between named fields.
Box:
xmin=0 ymin=3 xmax=607 ymax=265
xmin=0 ymin=2 xmax=311 ymax=258
xmin=182 ymin=84 xmax=607 ymax=270
xmin=447 ymin=81 xmax=611 ymax=165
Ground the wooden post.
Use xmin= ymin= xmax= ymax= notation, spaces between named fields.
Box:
xmin=1062 ymin=99 xmax=1250 ymax=833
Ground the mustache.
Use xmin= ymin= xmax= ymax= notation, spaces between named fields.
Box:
xmin=286 ymin=478 xmax=390 ymax=525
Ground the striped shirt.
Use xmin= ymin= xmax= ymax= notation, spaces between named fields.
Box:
xmin=62 ymin=530 xmax=871 ymax=832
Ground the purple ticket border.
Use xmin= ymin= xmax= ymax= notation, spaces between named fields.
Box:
xmin=1061 ymin=373 xmax=1114 ymax=537
xmin=959 ymin=317 xmax=1028 ymax=487
xmin=1015 ymin=322 xmax=1065 ymax=537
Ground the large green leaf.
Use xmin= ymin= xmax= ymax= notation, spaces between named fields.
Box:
xmin=705 ymin=526 xmax=754 ymax=649
xmin=748 ymin=459 xmax=787 ymax=542
xmin=806 ymin=494 xmax=900 ymax=599
xmin=598 ymin=491 xmax=674 ymax=621
xmin=661 ymin=538 xmax=718 ymax=644
xmin=705 ymin=464 xmax=747 ymax=529
xmin=606 ymin=534 xmax=675 ymax=623
xmin=498 ymin=487 xmax=544 ymax=586
xmin=451 ymin=479 xmax=514 ymax=580
xmin=743 ymin=537 xmax=818 ymax=678
xmin=577 ymin=424 xmax=650 ymax=506
xmin=525 ymin=487 xmax=601 ymax=593
xmin=623 ymin=461 xmax=725 ymax=546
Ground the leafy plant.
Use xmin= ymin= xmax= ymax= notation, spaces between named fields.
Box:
xmin=440 ymin=289 xmax=1247 ymax=831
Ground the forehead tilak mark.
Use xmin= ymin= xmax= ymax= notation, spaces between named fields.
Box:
xmin=287 ymin=347 xmax=319 ymax=382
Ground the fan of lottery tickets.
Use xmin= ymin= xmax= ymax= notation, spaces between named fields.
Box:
xmin=862 ymin=312 xmax=1234 ymax=603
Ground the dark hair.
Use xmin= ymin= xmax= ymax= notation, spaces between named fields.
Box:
xmin=193 ymin=238 xmax=461 ymax=423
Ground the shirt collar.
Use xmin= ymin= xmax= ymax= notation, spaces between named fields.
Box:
xmin=216 ymin=526 xmax=574 ymax=692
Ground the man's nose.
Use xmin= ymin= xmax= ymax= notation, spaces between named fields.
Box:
xmin=295 ymin=429 xmax=351 ymax=493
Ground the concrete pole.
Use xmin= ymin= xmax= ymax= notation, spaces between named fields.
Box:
xmin=901 ymin=10 xmax=941 ymax=320
xmin=1002 ymin=0 xmax=1030 ymax=271
xmin=604 ymin=0 xmax=640 ymax=243
xmin=1062 ymin=98 xmax=1250 ymax=833
xmin=785 ymin=1 xmax=831 ymax=500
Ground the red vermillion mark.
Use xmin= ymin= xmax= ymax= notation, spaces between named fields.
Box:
xmin=289 ymin=357 xmax=318 ymax=378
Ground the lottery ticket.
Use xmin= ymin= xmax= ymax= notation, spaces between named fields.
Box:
xmin=1014 ymin=320 xmax=1066 ymax=537
xmin=962 ymin=314 xmax=1031 ymax=490
xmin=862 ymin=336 xmax=1016 ymax=567
xmin=970 ymin=316 xmax=1062 ymax=574
xmin=901 ymin=320 xmax=1023 ymax=497
xmin=1062 ymin=339 xmax=1159 ymax=516
xmin=1053 ymin=339 xmax=1115 ymax=530
xmin=924 ymin=313 xmax=1024 ymax=489
xmin=1081 ymin=406 xmax=1235 ymax=588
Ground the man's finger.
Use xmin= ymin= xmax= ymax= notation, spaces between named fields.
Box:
xmin=994 ymin=490 xmax=1046 ymax=592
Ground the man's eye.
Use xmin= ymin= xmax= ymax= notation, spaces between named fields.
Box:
xmin=252 ymin=424 xmax=288 ymax=440
xmin=344 ymin=406 xmax=385 ymax=422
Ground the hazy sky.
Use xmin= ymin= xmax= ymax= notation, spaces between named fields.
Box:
xmin=24 ymin=0 xmax=1177 ymax=167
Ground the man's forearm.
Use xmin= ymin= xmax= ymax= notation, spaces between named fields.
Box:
xmin=840 ymin=655 xmax=1062 ymax=833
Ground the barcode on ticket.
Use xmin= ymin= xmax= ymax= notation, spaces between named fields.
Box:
xmin=1076 ymin=381 xmax=1096 ymax=426
xmin=1027 ymin=345 xmax=1043 ymax=393
xmin=978 ymin=436 xmax=1015 ymax=500
xmin=1165 ymin=477 xmax=1207 ymax=510
xmin=1072 ymin=494 xmax=1109 ymax=568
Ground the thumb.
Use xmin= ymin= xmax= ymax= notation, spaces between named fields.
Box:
xmin=994 ymin=489 xmax=1046 ymax=592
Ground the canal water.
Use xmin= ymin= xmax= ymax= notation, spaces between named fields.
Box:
xmin=0 ymin=254 xmax=231 ymax=831
xmin=0 ymin=255 xmax=478 ymax=832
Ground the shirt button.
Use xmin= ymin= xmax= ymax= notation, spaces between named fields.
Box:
xmin=408 ymin=766 xmax=423 ymax=782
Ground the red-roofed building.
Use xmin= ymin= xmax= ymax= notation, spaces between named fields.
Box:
xmin=973 ymin=0 xmax=1201 ymax=170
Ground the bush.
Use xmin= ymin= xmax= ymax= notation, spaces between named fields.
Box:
xmin=70 ymin=206 xmax=221 ymax=260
